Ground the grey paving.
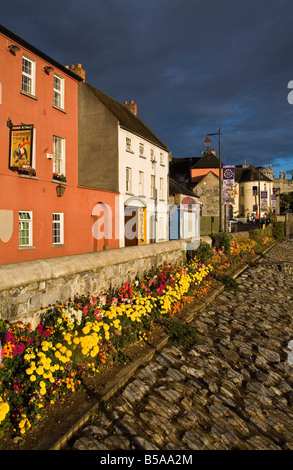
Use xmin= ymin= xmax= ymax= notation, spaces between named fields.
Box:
xmin=70 ymin=240 xmax=293 ymax=451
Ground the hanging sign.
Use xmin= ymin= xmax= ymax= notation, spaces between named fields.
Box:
xmin=9 ymin=126 xmax=33 ymax=169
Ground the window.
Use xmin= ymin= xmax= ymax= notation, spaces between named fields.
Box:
xmin=159 ymin=178 xmax=164 ymax=199
xmin=151 ymin=175 xmax=156 ymax=198
xmin=53 ymin=74 xmax=64 ymax=109
xmin=150 ymin=149 xmax=155 ymax=161
xmin=139 ymin=171 xmax=144 ymax=195
xmin=53 ymin=213 xmax=64 ymax=245
xmin=53 ymin=136 xmax=65 ymax=175
xmin=22 ymin=56 xmax=35 ymax=95
xmin=252 ymin=186 xmax=258 ymax=196
xmin=139 ymin=143 xmax=144 ymax=156
xmin=126 ymin=167 xmax=132 ymax=193
xmin=240 ymin=187 xmax=244 ymax=196
xmin=160 ymin=153 xmax=164 ymax=165
xmin=19 ymin=211 xmax=33 ymax=247
xmin=126 ymin=137 xmax=132 ymax=152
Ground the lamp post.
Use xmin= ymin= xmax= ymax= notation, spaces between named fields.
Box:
xmin=206 ymin=127 xmax=223 ymax=232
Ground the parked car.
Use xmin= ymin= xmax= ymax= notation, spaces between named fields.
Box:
xmin=229 ymin=218 xmax=243 ymax=225
xmin=247 ymin=212 xmax=256 ymax=223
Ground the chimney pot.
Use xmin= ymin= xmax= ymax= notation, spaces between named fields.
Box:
xmin=124 ymin=99 xmax=137 ymax=115
xmin=69 ymin=63 xmax=86 ymax=82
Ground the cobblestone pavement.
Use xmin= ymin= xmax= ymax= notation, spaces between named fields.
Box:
xmin=70 ymin=240 xmax=293 ymax=451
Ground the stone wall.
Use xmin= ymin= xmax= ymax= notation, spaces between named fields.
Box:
xmin=0 ymin=240 xmax=188 ymax=327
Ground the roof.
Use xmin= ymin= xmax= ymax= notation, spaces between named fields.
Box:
xmin=191 ymin=150 xmax=222 ymax=169
xmin=86 ymin=83 xmax=169 ymax=151
xmin=169 ymin=178 xmax=198 ymax=197
xmin=169 ymin=157 xmax=201 ymax=176
xmin=0 ymin=24 xmax=83 ymax=82
xmin=235 ymin=166 xmax=273 ymax=183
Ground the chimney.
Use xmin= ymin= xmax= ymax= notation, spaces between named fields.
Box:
xmin=123 ymin=99 xmax=137 ymax=115
xmin=67 ymin=63 xmax=86 ymax=82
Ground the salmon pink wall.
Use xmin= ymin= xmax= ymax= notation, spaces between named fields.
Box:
xmin=0 ymin=30 xmax=119 ymax=265
xmin=190 ymin=168 xmax=223 ymax=182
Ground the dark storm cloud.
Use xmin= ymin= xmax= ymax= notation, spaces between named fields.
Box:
xmin=1 ymin=0 xmax=293 ymax=176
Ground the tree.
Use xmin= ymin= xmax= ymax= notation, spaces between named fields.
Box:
xmin=280 ymin=192 xmax=293 ymax=213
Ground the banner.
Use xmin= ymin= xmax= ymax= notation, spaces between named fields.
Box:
xmin=261 ymin=191 xmax=268 ymax=211
xmin=271 ymin=193 xmax=277 ymax=210
xmin=9 ymin=127 xmax=33 ymax=169
xmin=223 ymin=165 xmax=235 ymax=205
xmin=137 ymin=207 xmax=146 ymax=244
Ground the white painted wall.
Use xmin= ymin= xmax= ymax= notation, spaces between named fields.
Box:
xmin=118 ymin=128 xmax=169 ymax=247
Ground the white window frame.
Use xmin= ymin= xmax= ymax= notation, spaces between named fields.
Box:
xmin=53 ymin=136 xmax=66 ymax=175
xmin=126 ymin=137 xmax=132 ymax=152
xmin=160 ymin=152 xmax=164 ymax=165
xmin=53 ymin=74 xmax=65 ymax=109
xmin=139 ymin=143 xmax=144 ymax=157
xmin=126 ymin=167 xmax=132 ymax=193
xmin=19 ymin=211 xmax=33 ymax=247
xmin=139 ymin=171 xmax=144 ymax=195
xmin=53 ymin=213 xmax=64 ymax=245
xmin=22 ymin=56 xmax=36 ymax=96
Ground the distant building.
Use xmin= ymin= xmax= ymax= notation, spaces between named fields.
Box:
xmin=234 ymin=165 xmax=274 ymax=219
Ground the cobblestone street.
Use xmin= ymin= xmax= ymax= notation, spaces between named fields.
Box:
xmin=70 ymin=241 xmax=293 ymax=451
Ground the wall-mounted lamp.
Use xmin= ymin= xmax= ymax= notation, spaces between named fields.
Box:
xmin=6 ymin=118 xmax=13 ymax=128
xmin=43 ymin=65 xmax=54 ymax=75
xmin=56 ymin=184 xmax=66 ymax=197
xmin=8 ymin=44 xmax=20 ymax=55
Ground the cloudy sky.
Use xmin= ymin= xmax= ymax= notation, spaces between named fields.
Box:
xmin=2 ymin=0 xmax=293 ymax=177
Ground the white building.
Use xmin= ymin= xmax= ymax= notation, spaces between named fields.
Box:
xmin=78 ymin=81 xmax=170 ymax=248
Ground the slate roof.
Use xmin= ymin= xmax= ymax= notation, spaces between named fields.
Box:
xmin=191 ymin=150 xmax=222 ymax=169
xmin=86 ymin=83 xmax=169 ymax=151
xmin=169 ymin=157 xmax=201 ymax=177
xmin=169 ymin=178 xmax=198 ymax=197
xmin=235 ymin=166 xmax=272 ymax=183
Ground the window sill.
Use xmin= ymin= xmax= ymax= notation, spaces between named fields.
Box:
xmin=52 ymin=243 xmax=66 ymax=248
xmin=52 ymin=105 xmax=67 ymax=114
xmin=18 ymin=246 xmax=35 ymax=250
xmin=20 ymin=90 xmax=38 ymax=100
xmin=51 ymin=179 xmax=67 ymax=185
xmin=126 ymin=149 xmax=135 ymax=154
xmin=139 ymin=155 xmax=146 ymax=159
xmin=138 ymin=194 xmax=146 ymax=198
xmin=125 ymin=192 xmax=134 ymax=196
xmin=160 ymin=163 xmax=166 ymax=167
xmin=18 ymin=174 xmax=39 ymax=180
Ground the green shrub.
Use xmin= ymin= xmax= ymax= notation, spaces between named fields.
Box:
xmin=164 ymin=317 xmax=199 ymax=348
xmin=210 ymin=232 xmax=232 ymax=254
xmin=216 ymin=273 xmax=239 ymax=292
xmin=195 ymin=242 xmax=214 ymax=264
xmin=271 ymin=220 xmax=284 ymax=240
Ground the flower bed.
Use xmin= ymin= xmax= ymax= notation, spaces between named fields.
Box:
xmin=0 ymin=232 xmax=274 ymax=444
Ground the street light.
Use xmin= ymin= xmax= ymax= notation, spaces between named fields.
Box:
xmin=206 ymin=127 xmax=223 ymax=232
